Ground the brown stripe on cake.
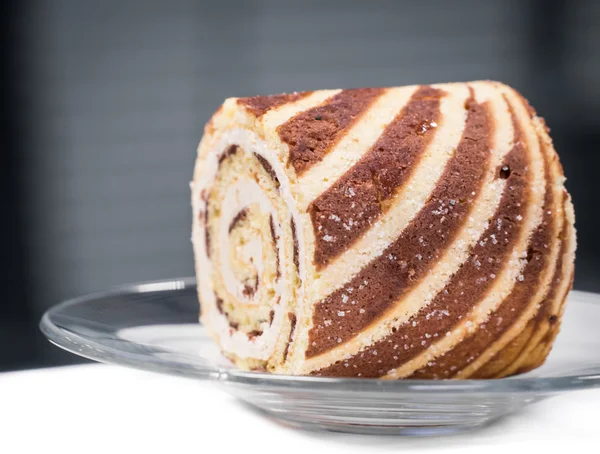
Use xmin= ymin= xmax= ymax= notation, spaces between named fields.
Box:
xmin=229 ymin=208 xmax=248 ymax=233
xmin=254 ymin=153 xmax=280 ymax=189
xmin=409 ymin=145 xmax=555 ymax=380
xmin=238 ymin=91 xmax=313 ymax=117
xmin=313 ymin=119 xmax=529 ymax=376
xmin=307 ymin=92 xmax=493 ymax=359
xmin=308 ymin=86 xmax=444 ymax=268
xmin=530 ymin=193 xmax=568 ymax=329
xmin=278 ymin=88 xmax=386 ymax=175
xmin=282 ymin=313 xmax=297 ymax=361
xmin=242 ymin=278 xmax=258 ymax=298
xmin=215 ymin=296 xmax=240 ymax=330
xmin=247 ymin=329 xmax=263 ymax=339
xmin=269 ymin=215 xmax=281 ymax=279
xmin=219 ymin=145 xmax=239 ymax=165
xmin=291 ymin=218 xmax=300 ymax=274
xmin=204 ymin=209 xmax=211 ymax=258
xmin=216 ymin=296 xmax=224 ymax=314
xmin=200 ymin=189 xmax=211 ymax=258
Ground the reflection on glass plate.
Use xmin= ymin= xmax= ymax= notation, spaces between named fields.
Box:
xmin=40 ymin=278 xmax=600 ymax=436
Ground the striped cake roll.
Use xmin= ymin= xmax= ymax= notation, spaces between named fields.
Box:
xmin=191 ymin=81 xmax=576 ymax=379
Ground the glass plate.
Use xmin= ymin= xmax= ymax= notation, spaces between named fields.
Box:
xmin=40 ymin=278 xmax=600 ymax=436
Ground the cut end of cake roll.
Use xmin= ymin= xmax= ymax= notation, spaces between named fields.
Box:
xmin=191 ymin=81 xmax=576 ymax=379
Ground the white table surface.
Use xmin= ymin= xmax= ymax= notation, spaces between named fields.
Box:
xmin=1 ymin=364 xmax=599 ymax=454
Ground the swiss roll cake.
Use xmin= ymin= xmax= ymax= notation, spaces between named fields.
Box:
xmin=191 ymin=81 xmax=576 ymax=379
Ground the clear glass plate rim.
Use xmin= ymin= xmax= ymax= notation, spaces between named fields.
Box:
xmin=40 ymin=277 xmax=600 ymax=394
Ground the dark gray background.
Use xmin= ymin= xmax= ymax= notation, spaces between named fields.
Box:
xmin=1 ymin=0 xmax=598 ymax=370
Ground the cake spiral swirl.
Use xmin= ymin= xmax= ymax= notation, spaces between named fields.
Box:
xmin=191 ymin=81 xmax=576 ymax=378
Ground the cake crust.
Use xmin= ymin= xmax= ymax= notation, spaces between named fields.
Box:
xmin=191 ymin=81 xmax=576 ymax=379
